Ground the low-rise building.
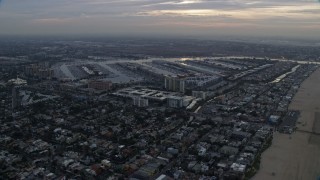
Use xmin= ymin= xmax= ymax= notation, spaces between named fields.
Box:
xmin=167 ymin=96 xmax=184 ymax=108
xmin=133 ymin=97 xmax=149 ymax=107
xmin=88 ymin=80 xmax=112 ymax=91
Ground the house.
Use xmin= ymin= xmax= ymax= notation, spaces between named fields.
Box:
xmin=220 ymin=146 xmax=239 ymax=155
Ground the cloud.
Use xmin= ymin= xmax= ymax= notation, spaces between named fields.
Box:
xmin=0 ymin=0 xmax=319 ymax=39
xmin=137 ymin=4 xmax=320 ymax=22
xmin=32 ymin=18 xmax=74 ymax=24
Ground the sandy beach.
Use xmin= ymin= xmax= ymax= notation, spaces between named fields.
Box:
xmin=253 ymin=68 xmax=320 ymax=180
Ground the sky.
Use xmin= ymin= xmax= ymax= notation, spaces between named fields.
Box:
xmin=0 ymin=0 xmax=319 ymax=40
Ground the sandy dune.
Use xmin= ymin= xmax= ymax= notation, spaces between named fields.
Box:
xmin=253 ymin=68 xmax=320 ymax=180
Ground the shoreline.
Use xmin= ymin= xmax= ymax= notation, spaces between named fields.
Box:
xmin=253 ymin=67 xmax=320 ymax=180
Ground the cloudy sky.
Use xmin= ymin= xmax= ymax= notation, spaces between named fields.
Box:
xmin=0 ymin=0 xmax=319 ymax=39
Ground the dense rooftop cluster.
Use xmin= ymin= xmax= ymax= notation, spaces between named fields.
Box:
xmin=0 ymin=39 xmax=319 ymax=180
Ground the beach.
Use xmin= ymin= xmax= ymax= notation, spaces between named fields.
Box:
xmin=253 ymin=67 xmax=320 ymax=180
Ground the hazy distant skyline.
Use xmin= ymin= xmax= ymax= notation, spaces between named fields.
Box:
xmin=0 ymin=0 xmax=320 ymax=40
